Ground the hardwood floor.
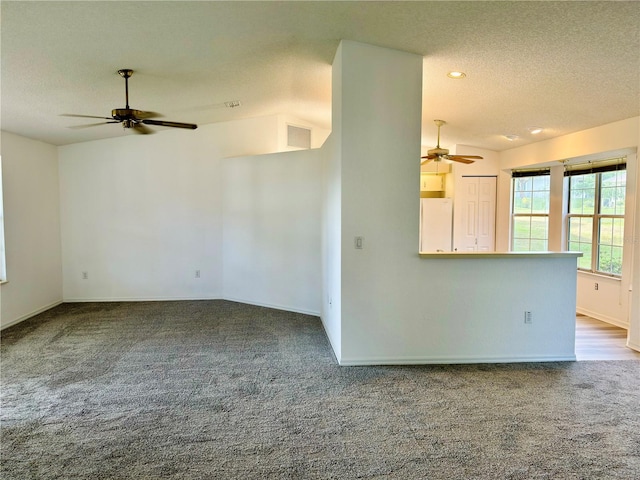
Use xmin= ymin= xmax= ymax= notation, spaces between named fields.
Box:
xmin=575 ymin=314 xmax=640 ymax=361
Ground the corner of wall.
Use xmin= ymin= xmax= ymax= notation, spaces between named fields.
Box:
xmin=0 ymin=131 xmax=63 ymax=328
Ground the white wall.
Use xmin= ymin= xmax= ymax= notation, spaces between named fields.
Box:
xmin=320 ymin=42 xmax=345 ymax=362
xmin=222 ymin=149 xmax=322 ymax=315
xmin=320 ymin=132 xmax=342 ymax=359
xmin=576 ymin=272 xmax=629 ymax=327
xmin=336 ymin=41 xmax=422 ymax=363
xmin=628 ymin=114 xmax=640 ymax=350
xmin=59 ymin=127 xmax=224 ymax=301
xmin=499 ymin=117 xmax=639 ymax=331
xmin=58 ymin=114 xmax=325 ymax=317
xmin=0 ymin=132 xmax=63 ymax=328
xmin=342 ymin=255 xmax=578 ymax=364
xmin=500 ymin=118 xmax=638 ymax=171
xmin=323 ymin=40 xmax=578 ymax=364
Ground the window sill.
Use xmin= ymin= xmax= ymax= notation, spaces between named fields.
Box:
xmin=577 ymin=270 xmax=622 ymax=282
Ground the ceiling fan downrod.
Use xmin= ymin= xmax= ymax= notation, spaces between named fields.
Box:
xmin=118 ymin=69 xmax=133 ymax=109
xmin=433 ymin=119 xmax=445 ymax=148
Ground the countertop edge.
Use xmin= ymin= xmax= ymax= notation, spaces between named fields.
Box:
xmin=419 ymin=251 xmax=583 ymax=259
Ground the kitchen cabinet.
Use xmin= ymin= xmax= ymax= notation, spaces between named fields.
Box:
xmin=420 ymin=173 xmax=445 ymax=192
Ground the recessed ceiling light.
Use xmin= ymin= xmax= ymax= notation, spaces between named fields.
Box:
xmin=528 ymin=126 xmax=543 ymax=134
xmin=504 ymin=135 xmax=519 ymax=141
xmin=447 ymin=71 xmax=466 ymax=79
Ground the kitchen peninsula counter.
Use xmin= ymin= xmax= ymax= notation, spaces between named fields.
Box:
xmin=419 ymin=251 xmax=583 ymax=259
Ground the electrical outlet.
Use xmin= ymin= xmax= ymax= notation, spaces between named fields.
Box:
xmin=354 ymin=236 xmax=364 ymax=249
xmin=524 ymin=311 xmax=532 ymax=324
xmin=195 ymin=270 xmax=201 ymax=278
xmin=594 ymin=282 xmax=598 ymax=290
xmin=82 ymin=271 xmax=88 ymax=280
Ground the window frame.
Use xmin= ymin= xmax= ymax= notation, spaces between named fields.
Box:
xmin=566 ymin=163 xmax=626 ymax=277
xmin=510 ymin=170 xmax=551 ymax=252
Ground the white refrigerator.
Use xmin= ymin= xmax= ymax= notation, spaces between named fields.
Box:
xmin=419 ymin=198 xmax=453 ymax=252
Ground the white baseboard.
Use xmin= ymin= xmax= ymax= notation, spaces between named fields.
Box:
xmin=320 ymin=316 xmax=341 ymax=361
xmin=221 ymin=296 xmax=320 ymax=317
xmin=62 ymin=295 xmax=320 ymax=317
xmin=576 ymin=307 xmax=629 ymax=329
xmin=1 ymin=300 xmax=63 ymax=330
xmin=339 ymin=354 xmax=577 ymax=366
xmin=62 ymin=296 xmax=222 ymax=303
xmin=627 ymin=340 xmax=640 ymax=352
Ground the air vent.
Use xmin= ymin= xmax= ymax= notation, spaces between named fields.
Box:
xmin=287 ymin=124 xmax=311 ymax=149
xmin=224 ymin=100 xmax=241 ymax=108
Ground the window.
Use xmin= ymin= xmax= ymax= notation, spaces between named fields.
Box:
xmin=566 ymin=162 xmax=626 ymax=276
xmin=511 ymin=171 xmax=550 ymax=251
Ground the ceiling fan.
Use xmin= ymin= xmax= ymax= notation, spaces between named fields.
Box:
xmin=62 ymin=69 xmax=198 ymax=134
xmin=421 ymin=119 xmax=482 ymax=164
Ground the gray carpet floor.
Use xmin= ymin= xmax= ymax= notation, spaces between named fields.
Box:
xmin=1 ymin=300 xmax=639 ymax=479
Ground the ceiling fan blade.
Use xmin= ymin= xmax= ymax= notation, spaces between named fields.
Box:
xmin=131 ymin=110 xmax=162 ymax=119
xmin=449 ymin=155 xmax=483 ymax=160
xmin=141 ymin=119 xmax=198 ymax=130
xmin=61 ymin=113 xmax=114 ymax=120
xmin=68 ymin=121 xmax=120 ymax=129
xmin=447 ymin=156 xmax=476 ymax=164
xmin=421 ymin=154 xmax=437 ymax=160
xmin=132 ymin=123 xmax=154 ymax=135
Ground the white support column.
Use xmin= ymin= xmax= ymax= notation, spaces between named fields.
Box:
xmin=332 ymin=41 xmax=423 ymax=363
xmin=548 ymin=165 xmax=566 ymax=251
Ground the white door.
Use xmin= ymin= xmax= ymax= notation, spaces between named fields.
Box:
xmin=476 ymin=177 xmax=496 ymax=251
xmin=458 ymin=179 xmax=479 ymax=251
xmin=454 ymin=176 xmax=496 ymax=252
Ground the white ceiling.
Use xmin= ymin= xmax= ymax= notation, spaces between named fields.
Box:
xmin=1 ymin=1 xmax=639 ymax=151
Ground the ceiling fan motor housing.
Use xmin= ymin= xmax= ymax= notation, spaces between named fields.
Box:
xmin=112 ymin=109 xmax=157 ymax=125
xmin=428 ymin=147 xmax=450 ymax=157
xmin=112 ymin=108 xmax=139 ymax=121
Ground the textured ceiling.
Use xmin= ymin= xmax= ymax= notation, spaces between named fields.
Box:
xmin=1 ymin=1 xmax=639 ymax=150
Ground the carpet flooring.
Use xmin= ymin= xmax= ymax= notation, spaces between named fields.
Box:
xmin=1 ymin=300 xmax=639 ymax=479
